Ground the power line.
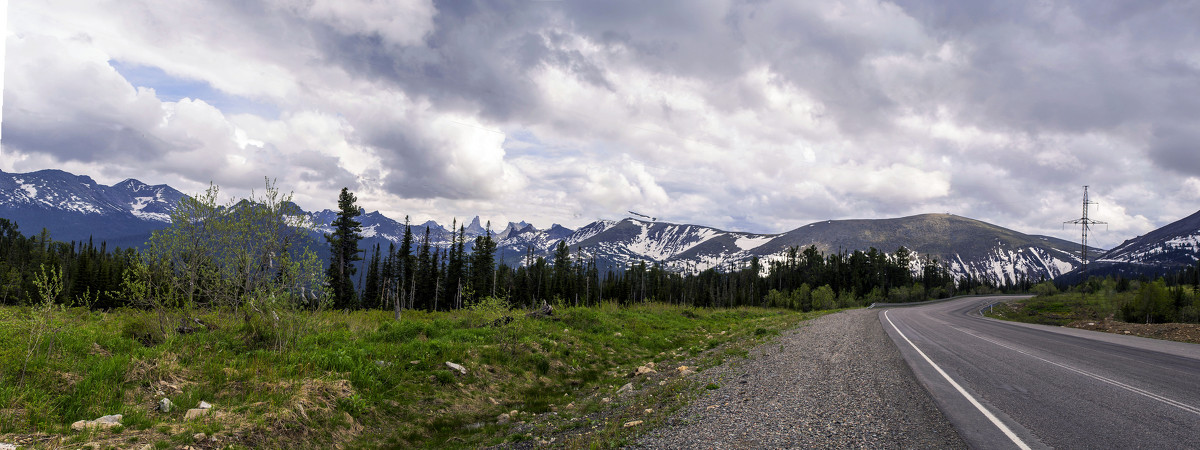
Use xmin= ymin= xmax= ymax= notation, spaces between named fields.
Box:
xmin=1063 ymin=186 xmax=1107 ymax=274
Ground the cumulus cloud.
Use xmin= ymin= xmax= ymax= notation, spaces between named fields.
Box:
xmin=5 ymin=0 xmax=1200 ymax=248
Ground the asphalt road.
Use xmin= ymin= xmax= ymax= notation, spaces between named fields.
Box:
xmin=881 ymin=296 xmax=1200 ymax=450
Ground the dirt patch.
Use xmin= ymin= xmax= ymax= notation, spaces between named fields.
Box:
xmin=247 ymin=378 xmax=362 ymax=448
xmin=89 ymin=342 xmax=112 ymax=357
xmin=124 ymin=352 xmax=195 ymax=389
xmin=1067 ymin=319 xmax=1200 ymax=344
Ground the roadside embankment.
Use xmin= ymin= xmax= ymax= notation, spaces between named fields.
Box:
xmin=635 ymin=309 xmax=965 ymax=449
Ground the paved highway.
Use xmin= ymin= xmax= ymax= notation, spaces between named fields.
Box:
xmin=881 ymin=296 xmax=1200 ymax=449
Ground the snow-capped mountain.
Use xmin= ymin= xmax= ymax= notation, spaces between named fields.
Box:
xmin=498 ymin=214 xmax=1089 ymax=285
xmin=495 ymin=221 xmax=531 ymax=240
xmin=752 ymin=214 xmax=1088 ymax=285
xmin=0 ymin=169 xmax=184 ymax=247
xmin=1099 ymin=209 xmax=1200 ymax=266
xmin=1055 ymin=209 xmax=1200 ymax=282
xmin=537 ymin=218 xmax=773 ymax=273
xmin=0 ymin=168 xmax=1107 ymax=284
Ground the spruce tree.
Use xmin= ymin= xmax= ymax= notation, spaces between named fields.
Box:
xmin=471 ymin=224 xmax=497 ymax=300
xmin=364 ymin=243 xmax=381 ymax=309
xmin=398 ymin=217 xmax=414 ymax=310
xmin=325 ymin=187 xmax=363 ymax=309
xmin=415 ymin=226 xmax=433 ymax=310
xmin=445 ymin=222 xmax=467 ymax=309
xmin=552 ymin=240 xmax=572 ymax=302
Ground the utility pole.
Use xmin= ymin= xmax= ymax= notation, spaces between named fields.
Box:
xmin=1064 ymin=186 xmax=1106 ymax=274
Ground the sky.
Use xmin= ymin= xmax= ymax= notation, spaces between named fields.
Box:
xmin=3 ymin=0 xmax=1199 ymax=249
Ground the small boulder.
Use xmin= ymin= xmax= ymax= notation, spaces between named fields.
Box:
xmin=198 ymin=401 xmax=213 ymax=409
xmin=158 ymin=398 xmax=173 ymax=413
xmin=184 ymin=408 xmax=209 ymax=421
xmin=616 ymin=382 xmax=634 ymax=396
xmin=497 ymin=413 xmax=511 ymax=425
xmin=71 ymin=414 xmax=122 ymax=431
xmin=633 ymin=365 xmax=657 ymax=376
xmin=445 ymin=361 xmax=467 ymax=375
xmin=193 ymin=433 xmax=207 ymax=442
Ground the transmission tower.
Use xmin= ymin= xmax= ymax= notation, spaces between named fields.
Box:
xmin=1064 ymin=186 xmax=1106 ymax=273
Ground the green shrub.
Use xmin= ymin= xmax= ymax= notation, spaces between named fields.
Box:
xmin=123 ymin=314 xmax=164 ymax=347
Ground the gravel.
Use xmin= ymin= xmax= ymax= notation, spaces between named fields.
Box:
xmin=633 ymin=309 xmax=966 ymax=449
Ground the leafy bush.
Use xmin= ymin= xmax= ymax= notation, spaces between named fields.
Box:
xmin=465 ymin=296 xmax=512 ymax=328
xmin=123 ymin=313 xmax=165 ymax=347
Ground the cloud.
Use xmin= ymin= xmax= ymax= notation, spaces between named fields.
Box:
xmin=1147 ymin=124 xmax=1200 ymax=176
xmin=5 ymin=0 xmax=1200 ymax=249
xmin=270 ymin=0 xmax=437 ymax=47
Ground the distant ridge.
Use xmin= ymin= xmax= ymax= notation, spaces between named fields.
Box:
xmin=0 ymin=168 xmax=185 ymax=248
xmin=1056 ymin=209 xmax=1200 ymax=283
xmin=0 ymin=168 xmax=1148 ymax=285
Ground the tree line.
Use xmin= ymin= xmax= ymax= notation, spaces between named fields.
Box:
xmin=0 ymin=218 xmax=138 ymax=308
xmin=327 ymin=190 xmax=964 ymax=313
xmin=1055 ymin=266 xmax=1200 ymax=324
xmin=2 ymin=184 xmax=977 ymax=313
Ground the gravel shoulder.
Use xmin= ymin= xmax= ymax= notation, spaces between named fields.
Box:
xmin=633 ymin=309 xmax=965 ymax=449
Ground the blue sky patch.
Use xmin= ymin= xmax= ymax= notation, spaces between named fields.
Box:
xmin=109 ymin=60 xmax=280 ymax=119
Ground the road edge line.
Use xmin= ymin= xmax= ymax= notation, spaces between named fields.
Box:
xmin=883 ymin=310 xmax=1032 ymax=450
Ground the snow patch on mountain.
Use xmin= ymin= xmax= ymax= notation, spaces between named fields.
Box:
xmin=130 ymin=196 xmax=171 ymax=222
xmin=19 ymin=182 xmax=38 ymax=199
xmin=735 ymin=235 xmax=772 ymax=251
xmin=946 ymin=246 xmax=1078 ymax=285
xmin=564 ymin=220 xmax=618 ymax=246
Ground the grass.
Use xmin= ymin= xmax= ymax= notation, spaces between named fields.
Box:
xmin=985 ymin=297 xmax=1081 ymax=326
xmin=0 ymin=301 xmax=829 ymax=448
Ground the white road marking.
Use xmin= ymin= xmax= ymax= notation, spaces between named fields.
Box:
xmin=957 ymin=327 xmax=1200 ymax=417
xmin=883 ymin=310 xmax=1033 ymax=450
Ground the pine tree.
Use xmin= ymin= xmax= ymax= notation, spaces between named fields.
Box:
xmin=398 ymin=217 xmax=414 ymax=311
xmin=552 ymin=240 xmax=572 ymax=302
xmin=471 ymin=224 xmax=497 ymax=300
xmin=445 ymin=222 xmax=467 ymax=309
xmin=325 ymin=187 xmax=363 ymax=309
xmin=363 ymin=243 xmax=381 ymax=309
xmin=381 ymin=242 xmax=396 ymax=312
xmin=415 ymin=226 xmax=433 ymax=310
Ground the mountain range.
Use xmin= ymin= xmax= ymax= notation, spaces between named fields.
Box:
xmin=0 ymin=169 xmax=185 ymax=248
xmin=1054 ymin=209 xmax=1200 ymax=283
xmin=3 ymin=168 xmax=1197 ymax=285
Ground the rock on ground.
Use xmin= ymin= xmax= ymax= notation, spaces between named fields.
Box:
xmin=634 ymin=309 xmax=966 ymax=449
xmin=71 ymin=414 xmax=123 ymax=431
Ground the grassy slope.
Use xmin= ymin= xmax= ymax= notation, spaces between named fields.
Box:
xmin=984 ymin=293 xmax=1200 ymax=344
xmin=0 ymin=303 xmax=827 ymax=448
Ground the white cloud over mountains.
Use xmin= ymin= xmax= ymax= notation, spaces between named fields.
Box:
xmin=4 ymin=0 xmax=1200 ymax=248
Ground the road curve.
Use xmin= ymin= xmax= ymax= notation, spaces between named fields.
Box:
xmin=881 ymin=295 xmax=1200 ymax=450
